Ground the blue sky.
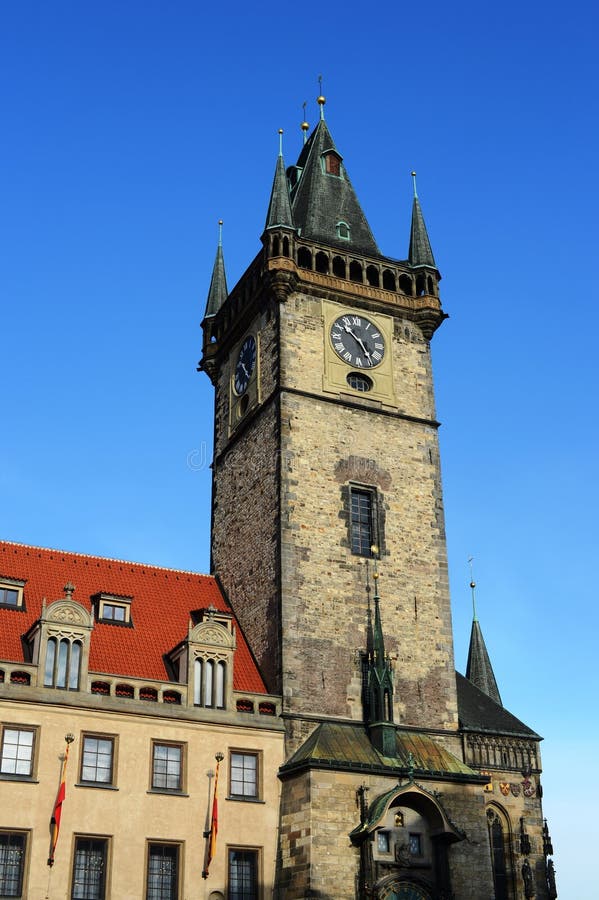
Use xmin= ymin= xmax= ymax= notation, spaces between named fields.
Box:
xmin=2 ymin=2 xmax=598 ymax=894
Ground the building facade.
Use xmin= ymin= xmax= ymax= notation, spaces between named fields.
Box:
xmin=0 ymin=542 xmax=284 ymax=898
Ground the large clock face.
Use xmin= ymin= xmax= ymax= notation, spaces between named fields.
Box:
xmin=330 ymin=314 xmax=385 ymax=368
xmin=234 ymin=335 xmax=256 ymax=395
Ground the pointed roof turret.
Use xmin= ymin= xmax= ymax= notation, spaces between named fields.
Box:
xmin=288 ymin=97 xmax=380 ymax=257
xmin=204 ymin=221 xmax=228 ymax=319
xmin=408 ymin=172 xmax=436 ymax=268
xmin=264 ymin=130 xmax=294 ymax=232
xmin=465 ymin=576 xmax=502 ymax=706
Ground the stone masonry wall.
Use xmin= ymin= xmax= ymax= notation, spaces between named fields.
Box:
xmin=278 ymin=293 xmax=458 ymax=733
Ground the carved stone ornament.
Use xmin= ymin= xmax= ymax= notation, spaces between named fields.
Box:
xmin=190 ymin=621 xmax=234 ymax=648
xmin=45 ymin=600 xmax=92 ymax=627
xmin=510 ymin=783 xmax=522 ymax=797
xmin=522 ymin=778 xmax=536 ymax=798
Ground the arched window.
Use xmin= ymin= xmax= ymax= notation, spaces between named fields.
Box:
xmin=194 ymin=658 xmax=227 ymax=709
xmin=349 ymin=260 xmax=363 ymax=283
xmin=282 ymin=236 xmax=290 ymax=257
xmin=382 ymin=269 xmax=396 ymax=291
xmin=272 ymin=236 xmax=280 ymax=256
xmin=487 ymin=807 xmax=514 ymax=900
xmin=427 ymin=275 xmax=434 ymax=295
xmin=44 ymin=637 xmax=81 ymax=690
xmin=336 ymin=221 xmax=350 ymax=241
xmin=366 ymin=265 xmax=380 ymax=287
xmin=297 ymin=247 xmax=312 ymax=269
xmin=315 ymin=251 xmax=329 ymax=274
xmin=399 ymin=274 xmax=413 ymax=295
xmin=332 ymin=256 xmax=346 ymax=278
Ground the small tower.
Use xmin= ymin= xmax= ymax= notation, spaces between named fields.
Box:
xmin=465 ymin=576 xmax=502 ymax=706
xmin=363 ymin=560 xmax=396 ymax=757
xmin=200 ymin=221 xmax=228 ymax=379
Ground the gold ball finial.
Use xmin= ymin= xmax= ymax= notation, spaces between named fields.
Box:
xmin=301 ymin=120 xmax=309 ymax=131
xmin=317 ymin=95 xmax=326 ymax=106
xmin=373 ymin=571 xmax=379 ymax=580
xmin=470 ymin=581 xmax=476 ymax=589
xmin=218 ymin=219 xmax=223 ymax=225
xmin=278 ymin=128 xmax=283 ymax=135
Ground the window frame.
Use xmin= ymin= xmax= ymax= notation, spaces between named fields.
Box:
xmin=349 ymin=485 xmax=377 ymax=557
xmin=78 ymin=734 xmax=116 ymax=788
xmin=70 ymin=835 xmax=109 ymax=900
xmin=150 ymin=742 xmax=185 ymax=794
xmin=227 ymin=846 xmax=260 ymax=900
xmin=44 ymin=636 xmax=82 ymax=690
xmin=0 ymin=579 xmax=25 ymax=611
xmin=193 ymin=657 xmax=227 ymax=709
xmin=0 ymin=829 xmax=29 ymax=898
xmin=0 ymin=725 xmax=37 ymax=780
xmin=228 ymin=751 xmax=260 ymax=801
xmin=145 ymin=841 xmax=181 ymax=900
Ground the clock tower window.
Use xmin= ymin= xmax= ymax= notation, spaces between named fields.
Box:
xmin=350 ymin=487 xmax=377 ymax=556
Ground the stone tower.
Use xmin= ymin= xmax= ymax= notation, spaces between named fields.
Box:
xmin=201 ymin=100 xmax=456 ymax=738
xmin=199 ymin=99 xmax=556 ymax=900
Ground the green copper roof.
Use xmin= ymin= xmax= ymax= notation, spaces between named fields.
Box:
xmin=408 ymin=194 xmax=436 ymax=268
xmin=281 ymin=721 xmax=478 ymax=779
xmin=466 ymin=618 xmax=502 ymax=706
xmin=264 ymin=150 xmax=294 ymax=231
xmin=204 ymin=233 xmax=228 ymax=319
xmin=289 ymin=119 xmax=380 ymax=257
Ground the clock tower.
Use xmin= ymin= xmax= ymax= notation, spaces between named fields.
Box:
xmin=199 ymin=99 xmax=552 ymax=900
xmin=201 ymin=99 xmax=457 ymax=741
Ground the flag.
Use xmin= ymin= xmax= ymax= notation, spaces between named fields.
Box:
xmin=202 ymin=755 xmax=220 ymax=878
xmin=48 ymin=737 xmax=72 ymax=866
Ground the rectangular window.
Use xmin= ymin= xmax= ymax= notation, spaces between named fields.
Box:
xmin=71 ymin=837 xmax=107 ymax=900
xmin=228 ymin=848 xmax=258 ymax=900
xmin=0 ymin=831 xmax=27 ymax=897
xmin=409 ymin=833 xmax=422 ymax=856
xmin=80 ymin=736 xmax=114 ymax=785
xmin=0 ymin=727 xmax=35 ymax=777
xmin=101 ymin=604 xmax=126 ymax=622
xmin=229 ymin=752 xmax=258 ymax=799
xmin=151 ymin=743 xmax=183 ymax=792
xmin=146 ymin=843 xmax=179 ymax=900
xmin=0 ymin=581 xmax=25 ymax=610
xmin=376 ymin=831 xmax=390 ymax=853
xmin=350 ymin=487 xmax=376 ymax=556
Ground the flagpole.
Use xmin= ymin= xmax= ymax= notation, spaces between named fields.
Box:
xmin=48 ymin=733 xmax=75 ymax=867
xmin=202 ymin=751 xmax=224 ymax=879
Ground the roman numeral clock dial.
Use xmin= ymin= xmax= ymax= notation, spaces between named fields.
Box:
xmin=234 ymin=335 xmax=256 ymax=395
xmin=330 ymin=315 xmax=386 ymax=368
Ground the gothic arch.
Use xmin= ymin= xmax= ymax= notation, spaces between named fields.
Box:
xmin=486 ymin=802 xmax=516 ymax=900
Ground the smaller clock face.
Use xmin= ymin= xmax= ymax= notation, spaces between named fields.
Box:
xmin=330 ymin=314 xmax=385 ymax=368
xmin=234 ymin=335 xmax=256 ymax=395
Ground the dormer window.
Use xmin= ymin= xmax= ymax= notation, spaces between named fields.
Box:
xmin=26 ymin=584 xmax=93 ymax=694
xmin=0 ymin=578 xmax=26 ymax=610
xmin=336 ymin=221 xmax=350 ymax=241
xmin=323 ymin=151 xmax=342 ymax=177
xmin=171 ymin=606 xmax=236 ymax=711
xmin=93 ymin=593 xmax=133 ymax=626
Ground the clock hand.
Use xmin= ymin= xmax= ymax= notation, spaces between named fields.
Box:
xmin=241 ymin=362 xmax=250 ymax=378
xmin=344 ymin=324 xmax=371 ymax=361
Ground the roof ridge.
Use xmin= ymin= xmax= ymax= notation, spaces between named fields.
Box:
xmin=0 ymin=539 xmax=211 ymax=580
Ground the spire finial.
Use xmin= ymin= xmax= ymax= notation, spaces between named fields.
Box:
xmin=301 ymin=101 xmax=309 ymax=144
xmin=218 ymin=219 xmax=223 ymax=247
xmin=411 ymin=171 xmax=418 ymax=198
xmin=317 ymin=74 xmax=326 ymax=120
xmin=278 ymin=128 xmax=284 ymax=157
xmin=468 ymin=556 xmax=478 ymax=622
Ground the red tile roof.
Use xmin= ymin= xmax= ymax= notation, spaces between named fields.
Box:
xmin=0 ymin=540 xmax=266 ymax=694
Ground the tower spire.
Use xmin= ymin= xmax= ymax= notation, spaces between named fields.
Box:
xmin=408 ymin=171 xmax=436 ymax=268
xmin=203 ymin=220 xmax=228 ymax=319
xmin=264 ymin=130 xmax=294 ymax=232
xmin=465 ymin=567 xmax=502 ymax=706
xmin=363 ymin=550 xmax=397 ymax=757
